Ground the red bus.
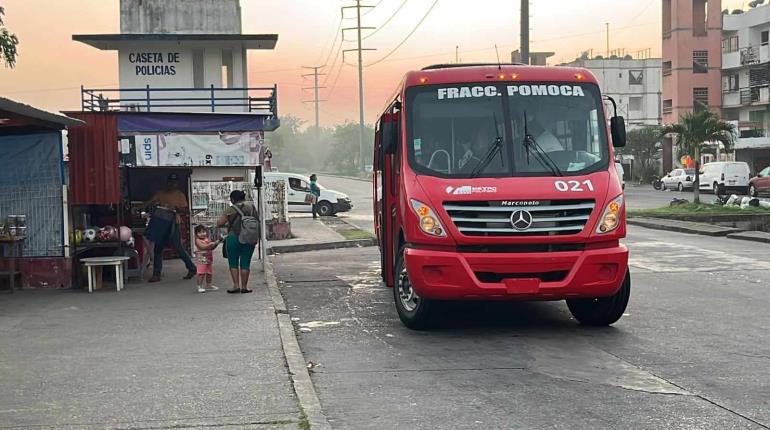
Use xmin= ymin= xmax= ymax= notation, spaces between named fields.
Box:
xmin=373 ymin=64 xmax=630 ymax=329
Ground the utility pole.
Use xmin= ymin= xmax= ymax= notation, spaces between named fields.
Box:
xmin=342 ymin=1 xmax=375 ymax=170
xmin=520 ymin=0 xmax=529 ymax=65
xmin=456 ymin=45 xmax=459 ymax=63
xmin=606 ymin=23 xmax=610 ymax=57
xmin=302 ymin=66 xmax=326 ymax=142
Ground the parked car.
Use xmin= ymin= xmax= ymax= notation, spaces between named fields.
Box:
xmin=264 ymin=172 xmax=353 ymax=216
xmin=749 ymin=166 xmax=770 ymax=197
xmin=614 ymin=162 xmax=625 ymax=190
xmin=660 ymin=168 xmax=696 ymax=191
xmin=698 ymin=162 xmax=751 ymax=195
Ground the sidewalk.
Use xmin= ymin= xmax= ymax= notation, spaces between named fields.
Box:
xmin=268 ymin=216 xmax=375 ymax=255
xmin=0 ymin=258 xmax=302 ymax=429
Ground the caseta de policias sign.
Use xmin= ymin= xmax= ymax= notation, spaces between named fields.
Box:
xmin=128 ymin=52 xmax=181 ymax=76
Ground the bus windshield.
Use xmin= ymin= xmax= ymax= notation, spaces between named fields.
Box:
xmin=406 ymin=82 xmax=610 ymax=178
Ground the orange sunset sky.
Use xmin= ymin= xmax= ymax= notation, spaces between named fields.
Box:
xmin=0 ymin=0 xmax=749 ymax=126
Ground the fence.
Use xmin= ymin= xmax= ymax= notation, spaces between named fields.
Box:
xmin=191 ymin=180 xmax=287 ymax=240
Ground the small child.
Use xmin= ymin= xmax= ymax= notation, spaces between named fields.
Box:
xmin=194 ymin=225 xmax=223 ymax=293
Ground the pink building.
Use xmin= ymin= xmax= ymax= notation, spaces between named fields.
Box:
xmin=662 ymin=0 xmax=723 ymax=171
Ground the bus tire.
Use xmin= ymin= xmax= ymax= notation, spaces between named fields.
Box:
xmin=394 ymin=247 xmax=434 ymax=330
xmin=566 ymin=271 xmax=630 ymax=326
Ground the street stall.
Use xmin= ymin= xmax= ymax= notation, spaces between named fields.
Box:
xmin=0 ymin=97 xmax=83 ymax=290
xmin=65 ymin=111 xmax=275 ymax=287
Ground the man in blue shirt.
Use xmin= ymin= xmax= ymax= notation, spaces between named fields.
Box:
xmin=309 ymin=174 xmax=321 ymax=219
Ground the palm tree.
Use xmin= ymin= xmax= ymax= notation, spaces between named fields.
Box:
xmin=660 ymin=110 xmax=735 ymax=204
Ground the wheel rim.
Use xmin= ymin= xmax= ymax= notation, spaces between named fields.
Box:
xmin=397 ymin=266 xmax=420 ymax=312
xmin=751 ymin=185 xmax=756 ymax=196
xmin=678 ymin=183 xmax=683 ymax=191
xmin=320 ymin=204 xmax=330 ymax=215
xmin=714 ymin=184 xmax=718 ymax=194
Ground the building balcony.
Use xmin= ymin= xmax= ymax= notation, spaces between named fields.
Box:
xmin=739 ymin=86 xmax=770 ymax=105
xmin=722 ymin=50 xmax=741 ymax=69
xmin=723 ymin=90 xmax=741 ymax=107
xmin=735 ymin=135 xmax=770 ymax=150
xmin=81 ymin=85 xmax=278 ymax=116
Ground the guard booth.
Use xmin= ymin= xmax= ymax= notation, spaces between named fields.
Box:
xmin=65 ymin=0 xmax=281 ymax=286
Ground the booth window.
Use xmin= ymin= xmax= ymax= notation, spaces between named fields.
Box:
xmin=221 ymin=49 xmax=234 ymax=88
xmin=193 ymin=49 xmax=204 ymax=88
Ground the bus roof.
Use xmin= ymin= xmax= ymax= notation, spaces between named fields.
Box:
xmin=402 ymin=64 xmax=599 ymax=88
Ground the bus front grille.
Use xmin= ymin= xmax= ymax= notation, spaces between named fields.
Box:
xmin=443 ymin=200 xmax=595 ymax=237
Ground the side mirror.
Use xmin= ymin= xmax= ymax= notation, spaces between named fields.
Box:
xmin=611 ymin=116 xmax=627 ymax=148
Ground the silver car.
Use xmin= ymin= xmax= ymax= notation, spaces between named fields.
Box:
xmin=661 ymin=168 xmax=696 ymax=191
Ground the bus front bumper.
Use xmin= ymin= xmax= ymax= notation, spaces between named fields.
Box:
xmin=403 ymin=244 xmax=628 ymax=300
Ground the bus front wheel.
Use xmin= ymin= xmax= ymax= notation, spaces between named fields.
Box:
xmin=566 ymin=271 xmax=630 ymax=326
xmin=394 ymin=247 xmax=435 ymax=330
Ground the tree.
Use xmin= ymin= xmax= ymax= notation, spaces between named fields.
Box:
xmin=660 ymin=110 xmax=735 ymax=203
xmin=617 ymin=125 xmax=660 ymax=183
xmin=0 ymin=6 xmax=19 ymax=68
xmin=325 ymin=122 xmax=374 ymax=175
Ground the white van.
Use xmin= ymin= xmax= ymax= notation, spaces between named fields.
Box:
xmin=698 ymin=162 xmax=751 ymax=194
xmin=264 ymin=172 xmax=353 ymax=216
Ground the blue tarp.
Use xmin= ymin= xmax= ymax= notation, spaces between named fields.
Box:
xmin=118 ymin=113 xmax=280 ymax=133
xmin=0 ymin=132 xmax=64 ymax=257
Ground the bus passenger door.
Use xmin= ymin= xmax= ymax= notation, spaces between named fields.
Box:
xmin=377 ymin=104 xmax=400 ymax=287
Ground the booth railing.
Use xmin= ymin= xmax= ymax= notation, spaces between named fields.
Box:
xmin=81 ymin=85 xmax=278 ymax=115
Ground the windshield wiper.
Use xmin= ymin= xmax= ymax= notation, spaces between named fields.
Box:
xmin=469 ymin=136 xmax=504 ymax=178
xmin=522 ymin=111 xmax=563 ymax=177
xmin=469 ymin=113 xmax=505 ymax=179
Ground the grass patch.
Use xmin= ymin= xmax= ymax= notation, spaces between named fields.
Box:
xmin=629 ymin=202 xmax=770 ymax=217
xmin=339 ymin=228 xmax=376 ymax=241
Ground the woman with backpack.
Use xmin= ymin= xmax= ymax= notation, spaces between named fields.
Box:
xmin=217 ymin=190 xmax=260 ymax=294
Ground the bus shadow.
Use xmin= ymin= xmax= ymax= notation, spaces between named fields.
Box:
xmin=425 ymin=300 xmax=621 ymax=335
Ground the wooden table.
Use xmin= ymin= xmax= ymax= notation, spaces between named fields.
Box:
xmin=0 ymin=237 xmax=25 ymax=293
xmin=80 ymin=256 xmax=130 ymax=293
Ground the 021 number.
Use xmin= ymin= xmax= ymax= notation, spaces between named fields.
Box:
xmin=555 ymin=180 xmax=594 ymax=192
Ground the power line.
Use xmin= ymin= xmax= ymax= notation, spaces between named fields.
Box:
xmin=326 ymin=58 xmax=350 ymax=97
xmin=362 ymin=0 xmax=385 ymax=15
xmin=365 ymin=0 xmax=439 ymax=67
xmin=318 ymin=16 xmax=344 ymax=67
xmin=362 ymin=0 xmax=409 ymax=40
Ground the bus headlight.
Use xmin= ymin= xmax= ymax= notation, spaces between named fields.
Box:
xmin=596 ymin=195 xmax=623 ymax=234
xmin=410 ymin=199 xmax=446 ymax=237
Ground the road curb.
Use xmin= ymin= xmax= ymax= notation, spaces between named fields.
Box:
xmin=627 ymin=217 xmax=743 ymax=237
xmin=268 ymin=238 xmax=377 ymax=255
xmin=727 ymin=231 xmax=770 ymax=244
xmin=264 ymin=258 xmax=331 ymax=430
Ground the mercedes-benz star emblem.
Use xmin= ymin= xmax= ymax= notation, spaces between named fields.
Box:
xmin=510 ymin=210 xmax=534 ymax=231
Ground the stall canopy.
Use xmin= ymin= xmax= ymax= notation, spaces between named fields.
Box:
xmin=0 ymin=97 xmax=82 ymax=133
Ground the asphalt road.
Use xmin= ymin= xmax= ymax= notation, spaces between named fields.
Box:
xmin=274 ymin=176 xmax=770 ymax=430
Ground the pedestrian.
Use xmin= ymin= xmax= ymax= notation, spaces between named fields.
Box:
xmin=217 ymin=190 xmax=259 ymax=294
xmin=309 ymin=174 xmax=321 ymax=219
xmin=143 ymin=173 xmax=197 ymax=282
xmin=193 ymin=225 xmax=223 ymax=293
xmin=264 ymin=148 xmax=273 ymax=171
